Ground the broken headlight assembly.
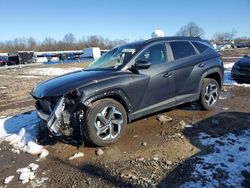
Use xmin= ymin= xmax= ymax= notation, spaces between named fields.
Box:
xmin=47 ymin=96 xmax=66 ymax=136
xmin=36 ymin=89 xmax=84 ymax=137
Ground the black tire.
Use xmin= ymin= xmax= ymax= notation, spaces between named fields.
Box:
xmin=84 ymin=98 xmax=127 ymax=146
xmin=200 ymin=78 xmax=220 ymax=110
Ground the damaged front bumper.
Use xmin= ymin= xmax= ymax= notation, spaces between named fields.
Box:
xmin=34 ymin=88 xmax=85 ymax=139
xmin=36 ymin=96 xmax=66 ymax=136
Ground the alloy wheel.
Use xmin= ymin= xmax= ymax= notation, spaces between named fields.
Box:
xmin=204 ymin=83 xmax=218 ymax=106
xmin=94 ymin=106 xmax=123 ymax=141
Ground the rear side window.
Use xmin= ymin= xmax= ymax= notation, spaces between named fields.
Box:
xmin=170 ymin=41 xmax=196 ymax=60
xmin=192 ymin=41 xmax=209 ymax=53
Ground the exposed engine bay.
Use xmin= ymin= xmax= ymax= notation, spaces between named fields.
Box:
xmin=35 ymin=90 xmax=84 ymax=138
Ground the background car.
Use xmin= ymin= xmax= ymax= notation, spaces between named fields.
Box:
xmin=231 ymin=54 xmax=250 ymax=83
xmin=0 ymin=60 xmax=6 ymax=66
xmin=0 ymin=56 xmax=8 ymax=66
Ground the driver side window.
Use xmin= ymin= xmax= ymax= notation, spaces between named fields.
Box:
xmin=136 ymin=43 xmax=167 ymax=65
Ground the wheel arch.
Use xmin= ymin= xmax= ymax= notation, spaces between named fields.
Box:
xmin=199 ymin=68 xmax=223 ymax=93
xmin=205 ymin=72 xmax=222 ymax=89
xmin=82 ymin=89 xmax=132 ymax=115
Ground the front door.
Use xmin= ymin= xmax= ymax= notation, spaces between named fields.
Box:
xmin=135 ymin=42 xmax=175 ymax=110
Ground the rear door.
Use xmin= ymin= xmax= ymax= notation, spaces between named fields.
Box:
xmin=168 ymin=41 xmax=204 ymax=101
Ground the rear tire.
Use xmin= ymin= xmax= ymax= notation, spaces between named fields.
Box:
xmin=200 ymin=78 xmax=220 ymax=110
xmin=84 ymin=99 xmax=127 ymax=146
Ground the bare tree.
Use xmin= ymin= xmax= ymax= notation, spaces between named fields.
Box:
xmin=229 ymin=28 xmax=237 ymax=40
xmin=234 ymin=36 xmax=250 ymax=43
xmin=27 ymin=37 xmax=37 ymax=51
xmin=13 ymin=37 xmax=28 ymax=51
xmin=63 ymin=33 xmax=76 ymax=44
xmin=213 ymin=29 xmax=238 ymax=43
xmin=0 ymin=34 xmax=127 ymax=53
xmin=39 ymin=37 xmax=57 ymax=51
xmin=176 ymin=21 xmax=204 ymax=38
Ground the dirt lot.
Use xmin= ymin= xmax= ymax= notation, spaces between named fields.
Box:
xmin=0 ymin=49 xmax=250 ymax=188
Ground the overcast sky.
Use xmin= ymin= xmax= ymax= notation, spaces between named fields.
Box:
xmin=0 ymin=0 xmax=249 ymax=41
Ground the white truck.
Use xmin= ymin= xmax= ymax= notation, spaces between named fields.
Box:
xmin=82 ymin=47 xmax=101 ymax=59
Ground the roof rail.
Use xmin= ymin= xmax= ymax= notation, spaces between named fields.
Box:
xmin=144 ymin=36 xmax=203 ymax=44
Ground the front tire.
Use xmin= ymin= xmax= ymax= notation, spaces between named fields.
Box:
xmin=200 ymin=78 xmax=220 ymax=110
xmin=84 ymin=99 xmax=127 ymax=146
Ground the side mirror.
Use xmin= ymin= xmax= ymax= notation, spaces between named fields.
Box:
xmin=134 ymin=60 xmax=151 ymax=69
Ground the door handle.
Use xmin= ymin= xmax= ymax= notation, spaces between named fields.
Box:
xmin=163 ymin=72 xmax=173 ymax=78
xmin=198 ymin=63 xmax=206 ymax=68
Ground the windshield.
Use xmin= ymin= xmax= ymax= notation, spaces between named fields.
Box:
xmin=84 ymin=44 xmax=140 ymax=70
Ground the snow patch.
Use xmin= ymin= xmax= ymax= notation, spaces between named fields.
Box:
xmin=181 ymin=129 xmax=250 ymax=187
xmin=17 ymin=163 xmax=40 ymax=184
xmin=4 ymin=175 xmax=14 ymax=184
xmin=219 ymin=95 xmax=228 ymax=100
xmin=69 ymin=152 xmax=84 ymax=160
xmin=19 ymin=171 xmax=34 ymax=184
xmin=0 ymin=111 xmax=48 ymax=157
xmin=30 ymin=177 xmax=49 ymax=187
xmin=223 ymin=62 xmax=235 ymax=70
xmin=37 ymin=149 xmax=49 ymax=160
xmin=16 ymin=75 xmax=41 ymax=79
xmin=28 ymin=67 xmax=81 ymax=76
xmin=29 ymin=163 xmax=39 ymax=171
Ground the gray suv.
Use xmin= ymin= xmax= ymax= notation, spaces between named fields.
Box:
xmin=31 ymin=37 xmax=224 ymax=146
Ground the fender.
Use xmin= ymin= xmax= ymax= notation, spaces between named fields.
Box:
xmin=199 ymin=66 xmax=224 ymax=93
xmin=81 ymin=88 xmax=133 ymax=113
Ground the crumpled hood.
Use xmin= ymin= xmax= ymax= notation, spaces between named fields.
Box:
xmin=31 ymin=70 xmax=112 ymax=98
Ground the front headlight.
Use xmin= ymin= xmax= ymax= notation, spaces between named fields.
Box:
xmin=53 ymin=97 xmax=65 ymax=118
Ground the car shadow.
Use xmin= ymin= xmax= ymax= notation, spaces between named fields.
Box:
xmin=1 ymin=111 xmax=38 ymax=136
xmin=37 ymin=122 xmax=93 ymax=148
xmin=157 ymin=111 xmax=250 ymax=187
xmin=173 ymin=101 xmax=203 ymax=111
xmin=130 ymin=101 xmax=203 ymax=124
